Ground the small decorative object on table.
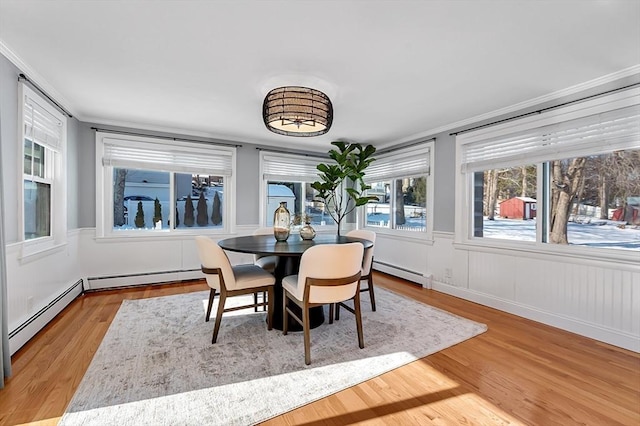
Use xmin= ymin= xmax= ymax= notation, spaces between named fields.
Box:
xmin=300 ymin=220 xmax=316 ymax=240
xmin=273 ymin=202 xmax=291 ymax=241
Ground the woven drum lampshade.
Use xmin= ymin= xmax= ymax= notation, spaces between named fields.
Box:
xmin=262 ymin=86 xmax=333 ymax=137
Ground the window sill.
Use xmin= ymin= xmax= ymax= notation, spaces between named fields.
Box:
xmin=19 ymin=241 xmax=68 ymax=264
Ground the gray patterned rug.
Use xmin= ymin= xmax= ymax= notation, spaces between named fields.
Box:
xmin=59 ymin=287 xmax=487 ymax=425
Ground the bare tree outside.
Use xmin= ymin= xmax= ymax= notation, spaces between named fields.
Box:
xmin=113 ymin=168 xmax=128 ymax=226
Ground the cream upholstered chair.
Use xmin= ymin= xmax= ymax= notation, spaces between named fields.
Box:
xmin=253 ymin=227 xmax=277 ymax=273
xmin=195 ymin=236 xmax=275 ymax=343
xmin=252 ymin=227 xmax=277 ymax=311
xmin=282 ymin=243 xmax=364 ymax=365
xmin=343 ymin=229 xmax=377 ymax=312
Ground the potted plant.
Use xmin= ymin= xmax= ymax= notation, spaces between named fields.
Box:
xmin=311 ymin=141 xmax=377 ymax=235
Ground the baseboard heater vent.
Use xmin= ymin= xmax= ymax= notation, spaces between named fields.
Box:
xmin=372 ymin=260 xmax=427 ymax=286
xmin=86 ymin=268 xmax=202 ymax=290
xmin=8 ymin=279 xmax=84 ymax=355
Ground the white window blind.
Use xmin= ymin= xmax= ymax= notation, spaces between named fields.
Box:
xmin=262 ymin=153 xmax=328 ymax=182
xmin=102 ymin=137 xmax=234 ymax=176
xmin=364 ymin=143 xmax=431 ymax=182
xmin=23 ymin=91 xmax=64 ymax=153
xmin=461 ymin=94 xmax=640 ymax=172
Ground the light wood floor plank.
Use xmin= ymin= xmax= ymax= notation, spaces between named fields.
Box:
xmin=1 ymin=274 xmax=638 ymax=425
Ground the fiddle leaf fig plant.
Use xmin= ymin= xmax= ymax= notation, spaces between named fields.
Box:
xmin=311 ymin=141 xmax=377 ymax=235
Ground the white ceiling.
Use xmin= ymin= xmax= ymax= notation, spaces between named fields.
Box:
xmin=1 ymin=0 xmax=639 ymax=152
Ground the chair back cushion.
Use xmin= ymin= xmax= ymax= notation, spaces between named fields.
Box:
xmin=346 ymin=229 xmax=376 ymax=274
xmin=195 ymin=236 xmax=235 ymax=290
xmin=297 ymin=243 xmax=364 ymax=303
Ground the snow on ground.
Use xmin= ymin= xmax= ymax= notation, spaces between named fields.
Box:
xmin=482 ymin=218 xmax=640 ymax=251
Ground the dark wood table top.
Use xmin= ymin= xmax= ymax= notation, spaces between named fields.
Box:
xmin=218 ymin=233 xmax=373 ymax=257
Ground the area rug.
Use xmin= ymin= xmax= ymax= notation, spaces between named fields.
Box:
xmin=59 ymin=287 xmax=487 ymax=425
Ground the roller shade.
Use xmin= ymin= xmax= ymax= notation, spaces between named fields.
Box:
xmin=262 ymin=153 xmax=328 ymax=182
xmin=364 ymin=143 xmax=431 ymax=182
xmin=462 ymin=103 xmax=640 ymax=172
xmin=102 ymin=138 xmax=234 ymax=176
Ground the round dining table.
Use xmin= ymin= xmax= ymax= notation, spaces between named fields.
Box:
xmin=218 ymin=233 xmax=373 ymax=331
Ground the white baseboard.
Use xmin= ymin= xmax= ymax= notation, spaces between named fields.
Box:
xmin=9 ymin=279 xmax=84 ymax=355
xmin=432 ymin=280 xmax=640 ymax=353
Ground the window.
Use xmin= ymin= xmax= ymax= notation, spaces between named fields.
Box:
xmin=457 ymin=87 xmax=640 ymax=255
xmin=96 ymin=133 xmax=235 ymax=236
xmin=19 ymin=83 xmax=66 ymax=251
xmin=260 ymin=152 xmax=331 ymax=227
xmin=361 ymin=141 xmax=434 ymax=236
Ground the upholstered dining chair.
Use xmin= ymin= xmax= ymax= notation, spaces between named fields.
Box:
xmin=343 ymin=229 xmax=377 ymax=311
xmin=252 ymin=227 xmax=277 ymax=311
xmin=282 ymin=243 xmax=364 ymax=365
xmin=195 ymin=236 xmax=275 ymax=343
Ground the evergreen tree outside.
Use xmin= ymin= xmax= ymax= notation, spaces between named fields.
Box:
xmin=196 ymin=192 xmax=208 ymax=226
xmin=184 ymin=195 xmax=195 ymax=227
xmin=211 ymin=192 xmax=222 ymax=225
xmin=153 ymin=197 xmax=162 ymax=227
xmin=134 ymin=201 xmax=145 ymax=228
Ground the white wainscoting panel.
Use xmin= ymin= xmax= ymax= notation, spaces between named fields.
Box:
xmin=435 ymin=244 xmax=640 ymax=352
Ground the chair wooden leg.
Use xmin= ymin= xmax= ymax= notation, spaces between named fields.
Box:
xmin=282 ymin=291 xmax=289 ymax=335
xmin=205 ymin=288 xmax=216 ymax=322
xmin=266 ymin=287 xmax=274 ymax=330
xmin=329 ymin=303 xmax=334 ymax=324
xmin=254 ymin=293 xmax=258 ymax=312
xmin=303 ymin=306 xmax=311 ymax=365
xmin=263 ymin=291 xmax=267 ymax=311
xmin=368 ymin=275 xmax=376 ymax=311
xmin=212 ymin=293 xmax=226 ymax=344
xmin=354 ymin=291 xmax=364 ymax=349
xmin=335 ymin=303 xmax=341 ymax=321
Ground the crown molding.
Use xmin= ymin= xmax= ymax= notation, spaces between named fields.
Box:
xmin=378 ymin=64 xmax=640 ymax=150
xmin=0 ymin=39 xmax=77 ymax=118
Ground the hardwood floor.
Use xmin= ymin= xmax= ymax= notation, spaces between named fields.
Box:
xmin=1 ymin=273 xmax=638 ymax=425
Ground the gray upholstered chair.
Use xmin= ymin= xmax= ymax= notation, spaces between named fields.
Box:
xmin=282 ymin=243 xmax=364 ymax=365
xmin=195 ymin=236 xmax=275 ymax=343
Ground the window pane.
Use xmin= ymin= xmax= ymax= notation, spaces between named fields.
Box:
xmin=112 ymin=168 xmax=170 ymax=231
xmin=547 ymin=149 xmax=640 ymax=251
xmin=266 ymin=182 xmax=298 ymax=226
xmin=24 ymin=179 xmax=51 ymax=240
xmin=366 ymin=181 xmax=391 ymax=228
xmin=474 ymin=165 xmax=538 ymax=242
xmin=175 ymin=173 xmax=224 ymax=230
xmin=24 ymin=140 xmax=45 ymax=177
xmin=394 ymin=177 xmax=427 ymax=232
xmin=304 ymin=183 xmax=327 ymax=226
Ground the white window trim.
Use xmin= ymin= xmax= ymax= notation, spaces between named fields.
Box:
xmin=18 ymin=83 xmax=67 ymax=259
xmin=95 ymin=132 xmax=236 ymax=238
xmin=455 ymin=87 xmax=640 ymax=265
xmin=360 ymin=140 xmax=434 ymax=241
xmin=258 ymin=151 xmax=338 ymax=232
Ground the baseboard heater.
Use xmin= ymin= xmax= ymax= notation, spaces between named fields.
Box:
xmin=9 ymin=279 xmax=84 ymax=355
xmin=372 ymin=260 xmax=427 ymax=286
xmin=86 ymin=268 xmax=202 ymax=290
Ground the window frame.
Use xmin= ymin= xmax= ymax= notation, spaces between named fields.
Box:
xmin=95 ymin=132 xmax=236 ymax=238
xmin=455 ymin=87 xmax=640 ymax=264
xmin=259 ymin=151 xmax=338 ymax=232
xmin=18 ymin=83 xmax=67 ymax=258
xmin=360 ymin=140 xmax=434 ymax=240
